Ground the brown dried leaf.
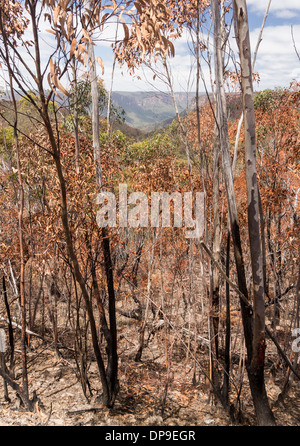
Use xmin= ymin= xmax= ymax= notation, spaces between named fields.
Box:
xmin=96 ymin=57 xmax=104 ymax=75
xmin=49 ymin=58 xmax=70 ymax=97
xmin=82 ymin=28 xmax=92 ymax=44
xmin=44 ymin=13 xmax=52 ymax=24
xmin=46 ymin=29 xmax=56 ymax=35
xmin=47 ymin=72 xmax=62 ymax=101
xmin=53 ymin=5 xmax=61 ymax=26
xmin=67 ymin=12 xmax=73 ymax=38
xmin=121 ymin=22 xmax=129 ymax=42
xmin=70 ymin=38 xmax=77 ymax=59
xmin=78 ymin=43 xmax=88 ymax=55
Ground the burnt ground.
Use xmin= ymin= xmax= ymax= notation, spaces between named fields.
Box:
xmin=0 ymin=315 xmax=299 ymax=427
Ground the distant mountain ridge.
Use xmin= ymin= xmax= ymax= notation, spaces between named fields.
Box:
xmin=111 ymin=91 xmax=202 ymax=131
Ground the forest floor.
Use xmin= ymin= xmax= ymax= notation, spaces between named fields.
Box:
xmin=0 ymin=314 xmax=299 ymax=427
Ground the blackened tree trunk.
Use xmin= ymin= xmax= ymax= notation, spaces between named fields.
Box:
xmin=232 ymin=0 xmax=276 ymax=425
xmin=27 ymin=0 xmax=111 ymax=405
xmin=86 ymin=0 xmax=119 ymax=406
xmin=212 ymin=0 xmax=252 ymax=360
xmin=211 ymin=132 xmax=221 ymax=360
xmin=222 ymin=230 xmax=231 ymax=403
xmin=212 ymin=0 xmax=276 ymax=425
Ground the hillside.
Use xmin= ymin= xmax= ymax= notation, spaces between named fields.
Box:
xmin=110 ymin=91 xmax=245 ymax=132
xmin=111 ymin=91 xmax=197 ymax=130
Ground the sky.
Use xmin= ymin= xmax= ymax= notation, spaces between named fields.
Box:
xmin=1 ymin=0 xmax=300 ymax=95
xmin=92 ymin=0 xmax=300 ymax=93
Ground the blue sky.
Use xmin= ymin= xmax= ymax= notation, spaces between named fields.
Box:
xmin=93 ymin=0 xmax=300 ymax=93
xmin=2 ymin=1 xmax=299 ymax=95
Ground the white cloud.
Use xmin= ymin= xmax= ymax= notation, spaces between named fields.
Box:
xmin=274 ymin=9 xmax=298 ymax=19
xmin=99 ymin=20 xmax=300 ymax=93
xmin=1 ymin=5 xmax=299 ymax=95
xmin=249 ymin=25 xmax=300 ymax=89
xmin=247 ymin=0 xmax=300 ymax=16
